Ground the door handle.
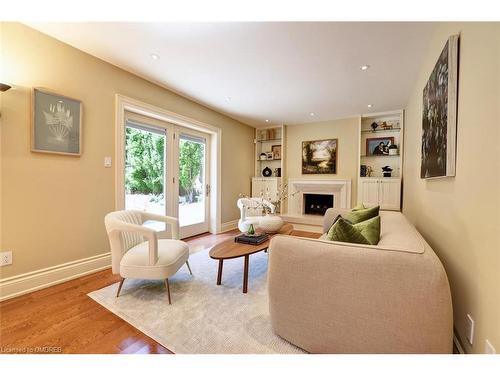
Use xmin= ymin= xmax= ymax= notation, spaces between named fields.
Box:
xmin=206 ymin=184 xmax=211 ymax=197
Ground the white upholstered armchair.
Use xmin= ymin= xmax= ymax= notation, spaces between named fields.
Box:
xmin=237 ymin=197 xmax=275 ymax=232
xmin=104 ymin=210 xmax=192 ymax=304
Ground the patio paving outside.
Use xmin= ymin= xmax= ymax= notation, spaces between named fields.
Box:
xmin=126 ymin=194 xmax=204 ymax=227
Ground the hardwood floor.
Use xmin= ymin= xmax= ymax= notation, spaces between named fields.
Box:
xmin=0 ymin=229 xmax=319 ymax=354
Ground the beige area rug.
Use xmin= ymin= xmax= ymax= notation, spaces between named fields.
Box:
xmin=88 ymin=248 xmax=305 ymax=354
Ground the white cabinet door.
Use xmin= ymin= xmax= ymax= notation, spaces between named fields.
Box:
xmin=379 ymin=179 xmax=401 ymax=211
xmin=359 ymin=178 xmax=380 ymax=208
xmin=252 ymin=178 xmax=279 ymax=200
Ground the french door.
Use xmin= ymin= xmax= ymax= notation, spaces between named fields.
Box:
xmin=124 ymin=111 xmax=210 ymax=238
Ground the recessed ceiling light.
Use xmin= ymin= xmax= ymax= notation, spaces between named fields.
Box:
xmin=367 ymin=104 xmax=373 ymax=108
xmin=309 ymin=112 xmax=315 ymax=117
xmin=360 ymin=65 xmax=370 ymax=71
xmin=150 ymin=53 xmax=160 ymax=60
xmin=265 ymin=119 xmax=269 ymax=122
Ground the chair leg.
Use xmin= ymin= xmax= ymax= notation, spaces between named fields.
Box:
xmin=116 ymin=277 xmax=125 ymax=297
xmin=165 ymin=278 xmax=171 ymax=305
xmin=186 ymin=260 xmax=193 ymax=275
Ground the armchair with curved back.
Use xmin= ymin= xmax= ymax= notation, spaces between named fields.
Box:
xmin=104 ymin=210 xmax=192 ymax=304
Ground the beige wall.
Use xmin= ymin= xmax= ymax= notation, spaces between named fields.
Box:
xmin=0 ymin=23 xmax=254 ymax=279
xmin=285 ymin=117 xmax=359 ymax=207
xmin=403 ymin=22 xmax=500 ymax=353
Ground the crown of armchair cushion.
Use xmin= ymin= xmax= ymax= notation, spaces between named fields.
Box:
xmin=120 ymin=239 xmax=190 ymax=280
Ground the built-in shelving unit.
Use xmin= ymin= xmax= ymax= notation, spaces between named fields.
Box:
xmin=358 ymin=110 xmax=404 ymax=211
xmin=252 ymin=126 xmax=286 ymax=210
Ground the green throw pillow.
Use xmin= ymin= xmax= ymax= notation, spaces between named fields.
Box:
xmin=345 ymin=205 xmax=380 ymax=224
xmin=351 ymin=203 xmax=366 ymax=211
xmin=326 ymin=218 xmax=370 ymax=245
xmin=353 ymin=215 xmax=380 ymax=245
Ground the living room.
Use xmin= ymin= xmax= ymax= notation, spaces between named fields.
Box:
xmin=1 ymin=1 xmax=499 ymax=373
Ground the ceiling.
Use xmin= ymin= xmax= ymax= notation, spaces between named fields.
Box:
xmin=27 ymin=22 xmax=434 ymax=128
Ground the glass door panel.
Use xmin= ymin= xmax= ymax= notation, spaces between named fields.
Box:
xmin=124 ymin=122 xmax=167 ymax=217
xmin=178 ymin=132 xmax=209 ymax=236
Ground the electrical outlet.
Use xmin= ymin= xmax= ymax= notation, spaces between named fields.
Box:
xmin=485 ymin=339 xmax=496 ymax=354
xmin=1 ymin=251 xmax=13 ymax=266
xmin=104 ymin=156 xmax=112 ymax=168
xmin=466 ymin=314 xmax=475 ymax=345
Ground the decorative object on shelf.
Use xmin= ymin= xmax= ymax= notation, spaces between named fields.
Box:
xmin=366 ymin=166 xmax=373 ymax=177
xmin=258 ymin=214 xmax=284 ymax=234
xmin=0 ymin=83 xmax=12 ymax=92
xmin=260 ymin=129 xmax=268 ymax=141
xmin=265 ymin=152 xmax=274 ymax=160
xmin=302 ymin=138 xmax=337 ymax=174
xmin=388 ymin=144 xmax=398 ymax=155
xmin=32 ymin=88 xmax=82 ymax=156
xmin=268 ymin=128 xmax=275 ymax=140
xmin=259 ymin=152 xmax=267 ymax=160
xmin=360 ymin=165 xmax=367 ymax=177
xmin=271 ymin=144 xmax=281 ymax=160
xmin=380 ymin=121 xmax=393 ymax=130
xmin=421 ymin=34 xmax=459 ymax=179
xmin=382 ymin=166 xmax=393 ymax=177
xmin=262 ymin=167 xmax=273 ymax=177
xmin=274 ymin=168 xmax=281 ymax=177
xmin=366 ymin=136 xmax=394 ymax=156
xmin=370 ymin=122 xmax=379 ymax=131
xmin=247 ymin=223 xmax=255 ymax=235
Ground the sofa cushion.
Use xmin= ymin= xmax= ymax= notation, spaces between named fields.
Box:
xmin=326 ymin=218 xmax=370 ymax=244
xmin=346 ymin=205 xmax=380 ymax=224
xmin=354 ymin=215 xmax=380 ymax=245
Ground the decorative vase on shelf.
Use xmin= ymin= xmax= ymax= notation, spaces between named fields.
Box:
xmin=258 ymin=214 xmax=284 ymax=233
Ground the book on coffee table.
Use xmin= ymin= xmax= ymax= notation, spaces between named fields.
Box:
xmin=234 ymin=233 xmax=269 ymax=245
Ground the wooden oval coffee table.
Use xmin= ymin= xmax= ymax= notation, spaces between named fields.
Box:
xmin=209 ymin=223 xmax=293 ymax=293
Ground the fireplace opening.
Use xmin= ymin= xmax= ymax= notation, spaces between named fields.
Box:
xmin=303 ymin=193 xmax=334 ymax=216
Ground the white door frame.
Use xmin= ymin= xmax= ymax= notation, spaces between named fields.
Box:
xmin=115 ymin=94 xmax=222 ymax=234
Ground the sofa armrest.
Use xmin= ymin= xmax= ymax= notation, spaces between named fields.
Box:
xmin=267 ymin=235 xmax=453 ymax=353
xmin=323 ymin=208 xmax=351 ymax=233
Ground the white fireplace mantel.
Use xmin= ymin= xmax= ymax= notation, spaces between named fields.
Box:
xmin=287 ymin=178 xmax=351 ymax=216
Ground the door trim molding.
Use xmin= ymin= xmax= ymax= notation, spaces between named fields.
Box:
xmin=115 ymin=95 xmax=222 ymax=234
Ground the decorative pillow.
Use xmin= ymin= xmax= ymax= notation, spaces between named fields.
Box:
xmin=345 ymin=205 xmax=380 ymax=224
xmin=326 ymin=218 xmax=370 ymax=245
xmin=353 ymin=215 xmax=380 ymax=245
xmin=351 ymin=203 xmax=366 ymax=211
xmin=326 ymin=214 xmax=352 ymax=233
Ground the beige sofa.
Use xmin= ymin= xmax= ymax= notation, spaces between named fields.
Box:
xmin=268 ymin=208 xmax=453 ymax=353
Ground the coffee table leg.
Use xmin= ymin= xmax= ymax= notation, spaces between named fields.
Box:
xmin=216 ymin=259 xmax=223 ymax=285
xmin=243 ymin=255 xmax=249 ymax=293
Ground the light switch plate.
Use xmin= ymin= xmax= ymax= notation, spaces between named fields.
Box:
xmin=1 ymin=251 xmax=13 ymax=266
xmin=104 ymin=156 xmax=112 ymax=168
xmin=466 ymin=314 xmax=475 ymax=345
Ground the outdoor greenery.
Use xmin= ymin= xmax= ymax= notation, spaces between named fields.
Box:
xmin=125 ymin=127 xmax=203 ymax=202
xmin=179 ymin=138 xmax=203 ymax=202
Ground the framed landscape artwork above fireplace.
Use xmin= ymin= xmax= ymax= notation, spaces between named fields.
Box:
xmin=302 ymin=138 xmax=337 ymax=174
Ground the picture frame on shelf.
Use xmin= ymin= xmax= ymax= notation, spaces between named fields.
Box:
xmin=32 ymin=88 xmax=82 ymax=156
xmin=271 ymin=144 xmax=281 ymax=160
xmin=265 ymin=152 xmax=274 ymax=160
xmin=366 ymin=136 xmax=395 ymax=156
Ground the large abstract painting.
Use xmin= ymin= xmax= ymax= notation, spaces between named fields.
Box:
xmin=421 ymin=35 xmax=459 ymax=178
xmin=302 ymin=139 xmax=337 ymax=174
xmin=32 ymin=88 xmax=82 ymax=156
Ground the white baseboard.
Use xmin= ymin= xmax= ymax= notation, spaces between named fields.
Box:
xmin=0 ymin=252 xmax=111 ymax=302
xmin=219 ymin=219 xmax=239 ymax=233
